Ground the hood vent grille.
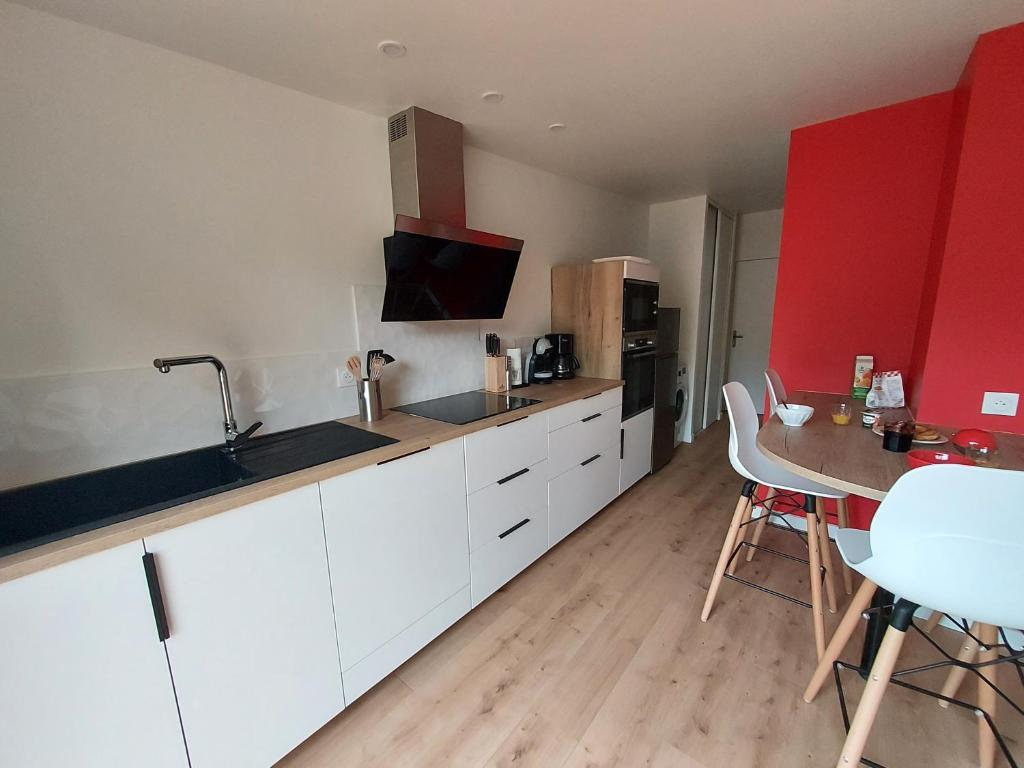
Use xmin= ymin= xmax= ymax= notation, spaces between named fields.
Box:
xmin=388 ymin=113 xmax=408 ymax=143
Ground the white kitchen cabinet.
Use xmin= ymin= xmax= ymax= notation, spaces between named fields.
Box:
xmin=320 ymin=438 xmax=471 ymax=700
xmin=619 ymin=408 xmax=654 ymax=493
xmin=0 ymin=541 xmax=187 ymax=768
xmin=145 ymin=484 xmax=343 ymax=768
xmin=470 ymin=509 xmax=548 ymax=605
xmin=549 ymin=446 xmax=620 ymax=547
xmin=464 ymin=411 xmax=547 ymax=493
xmin=546 ymin=386 xmax=622 ymax=432
xmin=548 ymin=402 xmax=621 ymax=479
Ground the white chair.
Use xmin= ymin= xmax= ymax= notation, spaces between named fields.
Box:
xmin=756 ymin=368 xmax=854 ymax=595
xmin=765 ymin=368 xmax=788 ymax=414
xmin=804 ymin=464 xmax=1024 ymax=768
xmin=702 ymin=382 xmax=847 ymax=659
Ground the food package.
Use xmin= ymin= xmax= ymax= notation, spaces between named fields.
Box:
xmin=851 ymin=355 xmax=874 ymax=400
xmin=866 ymin=371 xmax=906 ymax=408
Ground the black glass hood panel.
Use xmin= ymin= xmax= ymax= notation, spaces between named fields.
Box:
xmin=0 ymin=421 xmax=397 ymax=558
xmin=381 ymin=216 xmax=524 ymax=321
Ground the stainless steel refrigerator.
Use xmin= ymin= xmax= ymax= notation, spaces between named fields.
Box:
xmin=652 ymin=307 xmax=680 ymax=472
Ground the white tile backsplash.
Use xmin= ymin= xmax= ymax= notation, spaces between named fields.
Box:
xmin=0 ymin=286 xmax=515 ymax=490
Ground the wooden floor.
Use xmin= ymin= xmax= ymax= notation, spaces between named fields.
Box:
xmin=280 ymin=420 xmax=1021 ymax=767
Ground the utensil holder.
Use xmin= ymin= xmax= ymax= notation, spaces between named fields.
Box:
xmin=357 ymin=379 xmax=383 ymax=422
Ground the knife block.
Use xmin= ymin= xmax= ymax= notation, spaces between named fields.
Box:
xmin=483 ymin=356 xmax=509 ymax=393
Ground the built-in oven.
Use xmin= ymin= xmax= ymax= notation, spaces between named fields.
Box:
xmin=621 ymin=332 xmax=657 ymax=420
xmin=622 ymin=279 xmax=659 ymax=333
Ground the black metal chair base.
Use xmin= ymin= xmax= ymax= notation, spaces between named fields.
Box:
xmin=833 ymin=607 xmax=1023 ymax=768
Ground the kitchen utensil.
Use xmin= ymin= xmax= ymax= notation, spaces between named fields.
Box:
xmin=485 ymin=333 xmax=500 ymax=357
xmin=346 ymin=356 xmax=361 ymax=380
xmin=776 ymin=403 xmax=813 ymax=427
xmin=906 ymin=449 xmax=975 ymax=470
xmin=369 ymin=355 xmax=386 ymax=382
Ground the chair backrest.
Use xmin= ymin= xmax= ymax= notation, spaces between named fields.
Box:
xmin=722 ymin=381 xmax=763 ymax=483
xmin=870 ymin=464 xmax=1024 ymax=630
xmin=764 ymin=369 xmax=787 ymax=414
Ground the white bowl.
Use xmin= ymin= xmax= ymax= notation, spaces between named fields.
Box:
xmin=776 ymin=403 xmax=814 ymax=427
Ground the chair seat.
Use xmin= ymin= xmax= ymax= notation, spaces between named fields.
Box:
xmin=745 ymin=453 xmax=849 ymax=500
xmin=836 ymin=528 xmax=872 ymax=567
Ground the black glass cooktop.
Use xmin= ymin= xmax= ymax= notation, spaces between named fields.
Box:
xmin=393 ymin=390 xmax=541 ymax=425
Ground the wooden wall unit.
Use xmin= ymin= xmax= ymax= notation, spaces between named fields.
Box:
xmin=551 ymin=261 xmax=624 ymax=379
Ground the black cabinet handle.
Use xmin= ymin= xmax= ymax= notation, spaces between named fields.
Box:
xmin=497 ymin=467 xmax=531 ymax=485
xmin=620 ymin=428 xmax=625 ymax=459
xmin=580 ymin=454 xmax=601 ymax=467
xmin=142 ymin=552 xmax=170 ymax=642
xmin=496 ymin=415 xmax=528 ymax=427
xmin=583 ymin=390 xmax=603 ymax=400
xmin=498 ymin=518 xmax=531 ymax=539
xmin=581 ymin=412 xmax=602 ymax=423
xmin=378 ymin=446 xmax=430 ymax=465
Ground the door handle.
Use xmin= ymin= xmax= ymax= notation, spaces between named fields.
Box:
xmin=142 ymin=552 xmax=170 ymax=642
xmin=731 ymin=330 xmax=744 ymax=348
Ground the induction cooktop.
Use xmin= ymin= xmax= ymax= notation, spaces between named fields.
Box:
xmin=392 ymin=390 xmax=541 ymax=425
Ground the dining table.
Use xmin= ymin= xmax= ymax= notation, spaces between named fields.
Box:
xmin=756 ymin=390 xmax=1024 ymax=684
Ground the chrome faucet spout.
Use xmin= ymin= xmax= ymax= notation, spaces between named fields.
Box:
xmin=152 ymin=354 xmax=256 ymax=445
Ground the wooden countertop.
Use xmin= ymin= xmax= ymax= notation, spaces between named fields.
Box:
xmin=0 ymin=377 xmax=622 ymax=585
xmin=757 ymin=391 xmax=1024 ymax=501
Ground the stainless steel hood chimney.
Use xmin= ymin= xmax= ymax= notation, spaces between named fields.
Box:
xmin=381 ymin=107 xmax=524 ymax=321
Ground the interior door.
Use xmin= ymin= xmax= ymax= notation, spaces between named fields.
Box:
xmin=726 ymin=257 xmax=779 ymax=414
xmin=703 ymin=209 xmax=737 ymax=430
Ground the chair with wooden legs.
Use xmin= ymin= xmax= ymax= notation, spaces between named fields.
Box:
xmin=760 ymin=369 xmax=855 ymax=596
xmin=800 ymin=464 xmax=1024 ymax=768
xmin=701 ymin=382 xmax=845 ymax=660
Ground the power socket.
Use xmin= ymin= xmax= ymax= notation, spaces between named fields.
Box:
xmin=981 ymin=391 xmax=1019 ymax=416
xmin=336 ymin=367 xmax=355 ymax=388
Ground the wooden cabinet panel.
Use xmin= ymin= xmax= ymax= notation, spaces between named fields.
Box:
xmin=146 ymin=484 xmax=343 ymax=768
xmin=0 ymin=541 xmax=187 ymax=768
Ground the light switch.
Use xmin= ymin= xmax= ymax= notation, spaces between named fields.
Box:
xmin=981 ymin=392 xmax=1019 ymax=416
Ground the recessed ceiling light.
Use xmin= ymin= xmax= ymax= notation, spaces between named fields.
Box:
xmin=481 ymin=91 xmax=504 ymax=104
xmin=548 ymin=123 xmax=566 ymax=132
xmin=377 ymin=40 xmax=407 ymax=58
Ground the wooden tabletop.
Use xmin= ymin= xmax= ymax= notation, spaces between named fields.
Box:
xmin=0 ymin=377 xmax=622 ymax=585
xmin=757 ymin=391 xmax=1024 ymax=501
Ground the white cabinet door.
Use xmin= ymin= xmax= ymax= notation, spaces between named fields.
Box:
xmin=620 ymin=408 xmax=654 ymax=493
xmin=145 ymin=484 xmax=343 ymax=768
xmin=549 ymin=448 xmax=619 ymax=547
xmin=464 ymin=412 xmax=547 ymax=493
xmin=0 ymin=541 xmax=187 ymax=768
xmin=320 ymin=438 xmax=470 ymax=674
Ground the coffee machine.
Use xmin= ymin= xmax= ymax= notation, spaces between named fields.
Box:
xmin=525 ymin=337 xmax=555 ymax=384
xmin=546 ymin=333 xmax=580 ymax=380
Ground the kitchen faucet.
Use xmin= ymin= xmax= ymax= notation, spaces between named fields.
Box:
xmin=152 ymin=355 xmax=262 ymax=449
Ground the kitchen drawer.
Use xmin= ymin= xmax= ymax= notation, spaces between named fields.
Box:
xmin=548 ymin=404 xmax=620 ymax=480
xmin=546 ymin=387 xmax=622 ymax=433
xmin=470 ymin=510 xmax=548 ymax=606
xmin=549 ymin=447 xmax=619 ymax=547
xmin=468 ymin=459 xmax=548 ymax=552
xmin=464 ymin=412 xmax=547 ymax=494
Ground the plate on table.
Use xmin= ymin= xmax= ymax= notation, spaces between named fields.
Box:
xmin=872 ymin=422 xmax=948 ymax=445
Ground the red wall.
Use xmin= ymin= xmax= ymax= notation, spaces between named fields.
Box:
xmin=769 ymin=93 xmax=954 ymax=395
xmin=913 ymin=24 xmax=1024 ymax=433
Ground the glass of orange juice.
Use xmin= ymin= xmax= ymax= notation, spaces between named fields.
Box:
xmin=831 ymin=402 xmax=852 ymax=426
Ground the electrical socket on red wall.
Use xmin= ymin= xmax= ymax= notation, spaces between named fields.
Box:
xmin=981 ymin=392 xmax=1019 ymax=416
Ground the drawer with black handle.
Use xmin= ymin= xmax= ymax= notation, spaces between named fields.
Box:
xmin=467 ymin=459 xmax=548 ymax=552
xmin=469 ymin=507 xmax=548 ymax=607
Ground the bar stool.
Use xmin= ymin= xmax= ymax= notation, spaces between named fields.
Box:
xmin=701 ymin=382 xmax=845 ymax=659
xmin=801 ymin=464 xmax=1024 ymax=768
xmin=760 ymin=368 xmax=855 ymax=596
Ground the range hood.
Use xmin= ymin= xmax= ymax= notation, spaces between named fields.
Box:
xmin=381 ymin=107 xmax=524 ymax=321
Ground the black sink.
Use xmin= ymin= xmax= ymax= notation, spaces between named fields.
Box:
xmin=0 ymin=421 xmax=398 ymax=558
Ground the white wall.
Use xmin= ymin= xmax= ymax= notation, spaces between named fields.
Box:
xmin=734 ymin=209 xmax=783 ymax=263
xmin=647 ymin=196 xmax=708 ymax=442
xmin=0 ymin=2 xmax=648 ymax=488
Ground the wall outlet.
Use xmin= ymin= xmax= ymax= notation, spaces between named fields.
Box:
xmin=981 ymin=391 xmax=1019 ymax=416
xmin=336 ymin=367 xmax=355 ymax=388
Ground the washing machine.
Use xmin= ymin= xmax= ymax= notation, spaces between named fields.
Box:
xmin=674 ymin=365 xmax=688 ymax=446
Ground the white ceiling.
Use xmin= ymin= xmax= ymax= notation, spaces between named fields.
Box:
xmin=13 ymin=0 xmax=1023 ymax=211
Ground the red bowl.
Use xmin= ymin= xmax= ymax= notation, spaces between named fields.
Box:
xmin=952 ymin=428 xmax=997 ymax=451
xmin=906 ymin=449 xmax=975 ymax=470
